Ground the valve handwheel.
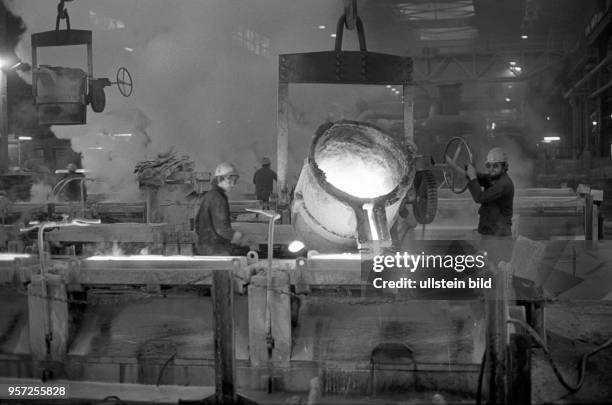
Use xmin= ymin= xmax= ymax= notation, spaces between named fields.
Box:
xmin=115 ymin=67 xmax=133 ymax=97
xmin=443 ymin=136 xmax=474 ymax=194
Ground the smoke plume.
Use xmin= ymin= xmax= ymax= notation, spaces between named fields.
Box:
xmin=3 ymin=0 xmax=358 ymax=199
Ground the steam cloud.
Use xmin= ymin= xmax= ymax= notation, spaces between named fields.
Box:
xmin=4 ymin=0 xmax=353 ymax=199
xmin=5 ymin=0 xmax=555 ymax=210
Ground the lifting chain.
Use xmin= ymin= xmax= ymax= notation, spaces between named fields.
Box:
xmin=335 ymin=0 xmax=366 ymax=51
xmin=343 ymin=0 xmax=358 ymax=30
xmin=55 ymin=0 xmax=74 ymax=31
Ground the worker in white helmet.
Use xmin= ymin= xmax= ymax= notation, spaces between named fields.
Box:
xmin=195 ymin=162 xmax=244 ymax=255
xmin=446 ymin=147 xmax=514 ymax=237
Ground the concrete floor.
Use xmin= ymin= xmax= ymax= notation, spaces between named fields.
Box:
xmin=531 ymin=302 xmax=612 ymax=404
xmin=2 ymin=234 xmax=612 ymax=403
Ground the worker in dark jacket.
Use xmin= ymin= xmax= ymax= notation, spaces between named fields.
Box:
xmin=253 ymin=157 xmax=277 ymax=209
xmin=59 ymin=163 xmax=87 ymax=202
xmin=446 ymin=147 xmax=514 ymax=237
xmin=195 ymin=162 xmax=244 ymax=255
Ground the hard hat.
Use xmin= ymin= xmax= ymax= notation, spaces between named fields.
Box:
xmin=66 ymin=163 xmax=77 ymax=172
xmin=486 ymin=147 xmax=508 ymax=163
xmin=262 ymin=157 xmax=271 ymax=165
xmin=214 ymin=162 xmax=239 ymax=178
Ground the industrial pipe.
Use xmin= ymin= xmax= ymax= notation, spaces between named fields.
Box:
xmin=588 ymin=79 xmax=612 ymax=98
xmin=564 ymin=54 xmax=612 ymax=99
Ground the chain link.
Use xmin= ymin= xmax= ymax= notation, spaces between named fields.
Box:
xmin=55 ymin=0 xmax=73 ymax=31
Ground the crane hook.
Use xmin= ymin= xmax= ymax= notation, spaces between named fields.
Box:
xmin=55 ymin=0 xmax=74 ymax=31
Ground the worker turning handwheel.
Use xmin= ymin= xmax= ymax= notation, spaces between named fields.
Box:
xmin=446 ymin=147 xmax=515 ymax=239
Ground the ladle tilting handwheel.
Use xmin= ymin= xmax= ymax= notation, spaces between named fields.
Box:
xmin=86 ymin=67 xmax=133 ymax=113
xmin=442 ymin=136 xmax=474 ymax=194
xmin=115 ymin=67 xmax=133 ymax=97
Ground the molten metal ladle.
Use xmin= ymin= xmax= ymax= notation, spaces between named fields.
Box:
xmin=292 ymin=120 xmax=415 ymax=253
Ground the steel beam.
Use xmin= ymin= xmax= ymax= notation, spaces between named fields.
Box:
xmin=211 ymin=270 xmax=237 ymax=403
xmin=279 ymin=51 xmax=412 ymax=85
xmin=412 ymin=51 xmax=563 ymax=85
xmin=0 ymin=49 xmax=7 ymax=173
xmin=60 ymin=256 xmax=246 ymax=285
xmin=293 ymin=254 xmax=363 ymax=286
xmin=45 ymin=223 xmax=166 ymax=244
xmin=485 ymin=265 xmax=510 ymax=404
xmin=564 ymin=54 xmax=612 ymax=99
xmin=277 ymin=82 xmax=289 ymax=204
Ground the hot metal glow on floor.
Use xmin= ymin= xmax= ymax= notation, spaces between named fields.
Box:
xmin=0 ymin=253 xmax=34 ymax=260
xmin=85 ymin=255 xmax=236 ymax=261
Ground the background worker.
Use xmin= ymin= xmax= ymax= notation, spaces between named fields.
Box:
xmin=195 ymin=162 xmax=245 ymax=255
xmin=0 ymin=190 xmax=12 ymax=225
xmin=446 ymin=147 xmax=514 ymax=238
xmin=59 ymin=163 xmax=87 ymax=202
xmin=253 ymin=157 xmax=277 ymax=209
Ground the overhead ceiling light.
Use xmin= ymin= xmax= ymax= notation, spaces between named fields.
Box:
xmin=113 ymin=133 xmax=132 ymax=137
xmin=124 ymin=47 xmax=134 ymax=52
xmin=546 ymin=116 xmax=550 ymax=121
xmin=419 ymin=26 xmax=478 ymax=41
xmin=396 ymin=1 xmax=475 ymax=20
xmin=318 ymin=25 xmax=326 ymax=30
xmin=386 ymin=85 xmax=391 ymax=88
xmin=509 ymin=61 xmax=517 ymax=66
xmin=18 ymin=136 xmax=32 ymax=140
xmin=521 ymin=34 xmax=529 ymax=39
xmin=543 ymin=136 xmax=560 ymax=143
xmin=505 ymin=97 xmax=511 ymax=102
xmin=330 ymin=33 xmax=337 ymax=38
